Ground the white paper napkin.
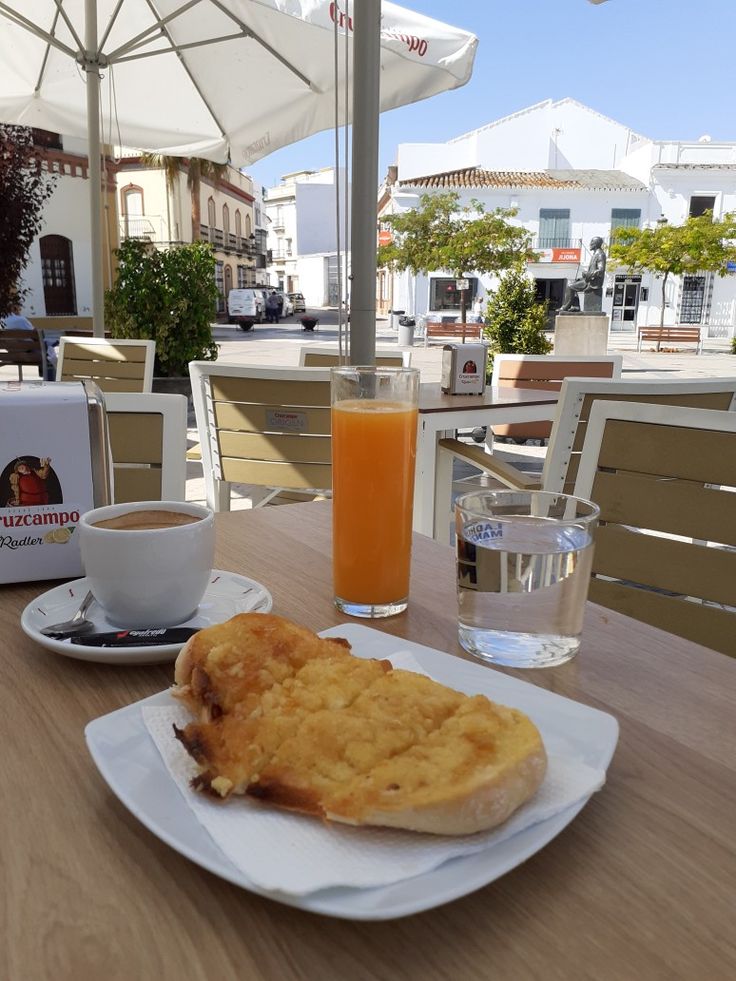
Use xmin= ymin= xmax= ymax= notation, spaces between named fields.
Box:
xmin=143 ymin=653 xmax=606 ymax=896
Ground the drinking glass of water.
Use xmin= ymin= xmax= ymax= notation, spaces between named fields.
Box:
xmin=455 ymin=490 xmax=599 ymax=668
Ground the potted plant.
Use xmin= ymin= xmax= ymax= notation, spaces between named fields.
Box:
xmin=105 ymin=239 xmax=219 ymax=399
xmin=300 ymin=315 xmax=319 ymax=331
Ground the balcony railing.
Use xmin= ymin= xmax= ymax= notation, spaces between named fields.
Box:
xmin=270 ymin=249 xmax=292 ymax=261
xmin=199 ymin=225 xmax=256 ymax=256
xmin=120 ymin=214 xmax=167 ymax=241
xmin=532 ymin=236 xmax=582 ymax=250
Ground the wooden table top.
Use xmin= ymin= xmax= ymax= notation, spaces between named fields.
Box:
xmin=418 ymin=384 xmax=559 ymax=414
xmin=2 ymin=502 xmax=734 ymax=979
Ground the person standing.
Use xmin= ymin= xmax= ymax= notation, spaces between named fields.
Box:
xmin=266 ymin=291 xmax=280 ymax=324
xmin=471 ymin=295 xmax=484 ymax=322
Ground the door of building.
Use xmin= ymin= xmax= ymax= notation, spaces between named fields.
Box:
xmin=40 ymin=235 xmax=77 ymax=315
xmin=327 ymin=255 xmax=340 ymax=307
xmin=224 ymin=264 xmax=233 ymax=302
xmin=610 ymin=274 xmax=641 ymax=332
xmin=534 ymin=278 xmax=566 ymax=330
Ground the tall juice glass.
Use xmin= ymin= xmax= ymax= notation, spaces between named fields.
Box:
xmin=331 ymin=366 xmax=420 ymax=617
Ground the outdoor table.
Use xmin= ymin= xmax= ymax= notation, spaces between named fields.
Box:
xmin=1 ymin=502 xmax=734 ymax=978
xmin=414 ymin=384 xmax=559 ymax=538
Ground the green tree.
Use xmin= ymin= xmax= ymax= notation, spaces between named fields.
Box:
xmin=0 ymin=125 xmax=58 ymax=314
xmin=378 ymin=192 xmax=537 ymax=335
xmin=105 ymin=239 xmax=218 ymax=377
xmin=610 ymin=212 xmax=736 ymax=329
xmin=482 ymin=266 xmax=551 ymax=372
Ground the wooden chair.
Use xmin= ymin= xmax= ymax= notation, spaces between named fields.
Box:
xmin=298 ymin=346 xmax=412 ymax=367
xmin=0 ymin=328 xmax=47 ymax=381
xmin=574 ymin=400 xmax=736 ymax=657
xmin=56 ymin=337 xmax=156 ymax=392
xmin=435 ymin=377 xmax=736 ymax=543
xmin=104 ymin=393 xmax=188 ymax=503
xmin=189 ymin=362 xmax=331 ymax=511
xmin=489 ymin=354 xmax=623 ymax=440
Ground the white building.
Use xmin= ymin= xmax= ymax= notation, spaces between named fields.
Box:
xmin=379 ymin=99 xmax=736 ymax=339
xmin=13 ymin=131 xmax=119 ymax=332
xmin=116 ymin=154 xmax=260 ymax=318
xmin=13 ymin=128 xmax=265 ymax=327
xmin=265 ymin=167 xmax=351 ymax=306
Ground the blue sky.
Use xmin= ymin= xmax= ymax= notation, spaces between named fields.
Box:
xmin=247 ymin=0 xmax=736 ymax=189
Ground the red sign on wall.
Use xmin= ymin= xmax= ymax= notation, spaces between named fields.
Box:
xmin=378 ymin=230 xmax=392 ymax=246
xmin=552 ymin=247 xmax=581 ymax=263
xmin=532 ymin=247 xmax=581 ymax=264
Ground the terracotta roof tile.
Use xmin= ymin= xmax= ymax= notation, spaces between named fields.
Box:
xmin=399 ymin=167 xmax=646 ymax=191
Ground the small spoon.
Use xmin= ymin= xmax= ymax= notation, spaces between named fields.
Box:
xmin=40 ymin=590 xmax=96 ymax=638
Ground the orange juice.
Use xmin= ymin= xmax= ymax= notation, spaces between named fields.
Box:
xmin=332 ymin=399 xmax=418 ymax=606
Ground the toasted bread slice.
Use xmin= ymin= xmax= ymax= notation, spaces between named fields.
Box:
xmin=173 ymin=613 xmax=546 ymax=835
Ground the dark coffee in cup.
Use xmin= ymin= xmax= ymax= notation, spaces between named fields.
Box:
xmin=92 ymin=509 xmax=202 ymax=531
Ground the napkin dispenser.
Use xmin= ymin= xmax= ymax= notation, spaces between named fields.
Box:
xmin=0 ymin=380 xmax=112 ymax=584
xmin=441 ymin=343 xmax=488 ymax=395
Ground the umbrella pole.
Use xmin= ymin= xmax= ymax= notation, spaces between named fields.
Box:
xmin=348 ymin=0 xmax=381 ymax=365
xmin=85 ymin=0 xmax=105 ymax=337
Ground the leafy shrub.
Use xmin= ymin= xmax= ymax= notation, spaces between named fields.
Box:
xmin=105 ymin=239 xmax=218 ymax=376
xmin=482 ymin=266 xmax=551 ymax=374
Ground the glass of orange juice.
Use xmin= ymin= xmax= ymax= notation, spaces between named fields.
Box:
xmin=331 ymin=366 xmax=420 ymax=617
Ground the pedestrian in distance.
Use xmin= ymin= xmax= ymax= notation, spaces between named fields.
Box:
xmin=266 ymin=291 xmax=280 ymax=324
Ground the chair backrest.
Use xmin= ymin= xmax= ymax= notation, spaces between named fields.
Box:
xmin=490 ymin=354 xmax=623 ymax=389
xmin=57 ymin=337 xmax=156 ymax=392
xmin=298 ymin=346 xmax=411 ymax=367
xmin=544 ymin=377 xmax=736 ymax=496
xmin=489 ymin=354 xmax=623 ymax=438
xmin=189 ymin=362 xmax=332 ymax=510
xmin=104 ymin=392 xmax=188 ymax=503
xmin=573 ymin=400 xmax=736 ymax=657
xmin=0 ymin=328 xmax=47 ymax=380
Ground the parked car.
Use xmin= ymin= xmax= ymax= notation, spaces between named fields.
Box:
xmin=289 ymin=292 xmax=306 ymax=313
xmin=227 ymin=288 xmax=264 ymax=329
xmin=275 ymin=291 xmax=294 ymax=317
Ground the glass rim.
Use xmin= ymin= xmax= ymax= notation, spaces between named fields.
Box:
xmin=330 ymin=365 xmax=420 ymax=376
xmin=455 ymin=488 xmax=600 ymax=523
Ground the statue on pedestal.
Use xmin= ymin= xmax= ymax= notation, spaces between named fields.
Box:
xmin=558 ymin=237 xmax=607 ymax=313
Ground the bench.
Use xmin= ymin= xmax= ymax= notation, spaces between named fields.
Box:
xmin=423 ymin=322 xmax=483 ymax=347
xmin=637 ymin=325 xmax=703 ymax=354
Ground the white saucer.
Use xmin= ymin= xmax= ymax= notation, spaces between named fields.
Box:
xmin=21 ymin=570 xmax=273 ymax=665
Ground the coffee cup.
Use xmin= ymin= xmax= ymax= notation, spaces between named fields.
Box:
xmin=78 ymin=501 xmax=215 ymax=627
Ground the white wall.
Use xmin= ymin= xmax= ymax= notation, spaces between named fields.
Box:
xmin=297 ymin=255 xmax=328 ymax=307
xmin=20 ymin=172 xmax=93 ymax=319
xmin=397 ymin=141 xmax=477 ymax=181
xmin=296 ymin=180 xmax=351 ymax=255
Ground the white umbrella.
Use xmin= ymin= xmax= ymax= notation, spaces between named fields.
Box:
xmin=0 ymin=1 xmax=477 ymax=352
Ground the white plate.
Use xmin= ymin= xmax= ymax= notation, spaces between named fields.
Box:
xmin=85 ymin=623 xmax=619 ymax=918
xmin=21 ymin=570 xmax=272 ymax=665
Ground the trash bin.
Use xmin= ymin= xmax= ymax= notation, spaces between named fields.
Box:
xmin=389 ymin=309 xmax=406 ymax=331
xmin=398 ymin=315 xmax=415 ymax=347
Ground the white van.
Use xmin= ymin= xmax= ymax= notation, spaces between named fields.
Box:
xmin=227 ymin=289 xmax=264 ymax=329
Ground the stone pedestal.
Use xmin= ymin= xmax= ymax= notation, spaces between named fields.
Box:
xmin=553 ymin=313 xmax=610 ymax=356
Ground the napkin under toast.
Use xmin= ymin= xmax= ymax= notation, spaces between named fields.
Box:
xmin=172 ymin=613 xmax=546 ymax=835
